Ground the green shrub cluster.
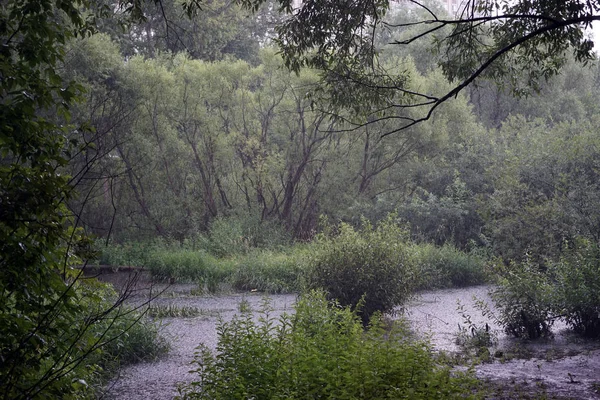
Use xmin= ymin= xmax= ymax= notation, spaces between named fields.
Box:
xmin=307 ymin=216 xmax=418 ymax=324
xmin=177 ymin=291 xmax=480 ymax=400
xmin=491 ymin=259 xmax=556 ymax=339
xmin=492 ymin=239 xmax=600 ymax=338
xmin=553 ymin=240 xmax=600 ymax=337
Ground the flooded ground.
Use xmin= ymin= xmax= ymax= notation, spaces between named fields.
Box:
xmin=98 ymin=272 xmax=600 ymax=399
xmin=407 ymin=286 xmax=600 ymax=399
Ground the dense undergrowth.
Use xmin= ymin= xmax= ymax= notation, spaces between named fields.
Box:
xmin=96 ymin=216 xmax=491 ymax=299
xmin=1 ymin=274 xmax=168 ymax=399
xmin=177 ymin=291 xmax=481 ymax=400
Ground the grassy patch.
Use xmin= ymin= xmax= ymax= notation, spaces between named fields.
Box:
xmin=229 ymin=248 xmax=308 ymax=293
xmin=409 ymin=243 xmax=490 ymax=290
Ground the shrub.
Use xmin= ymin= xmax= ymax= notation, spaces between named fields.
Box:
xmin=552 ymin=239 xmax=600 ymax=338
xmin=177 ymin=291 xmax=479 ymax=400
xmin=455 ymin=300 xmax=497 ymax=359
xmin=491 ymin=259 xmax=556 ymax=339
xmin=95 ymin=307 xmax=170 ymax=371
xmin=308 ymin=215 xmax=417 ymax=325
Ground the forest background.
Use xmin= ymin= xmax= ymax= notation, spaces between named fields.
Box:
xmin=71 ymin=1 xmax=600 ymax=263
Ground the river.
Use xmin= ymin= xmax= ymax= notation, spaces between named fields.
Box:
xmin=99 ymin=274 xmax=600 ymax=399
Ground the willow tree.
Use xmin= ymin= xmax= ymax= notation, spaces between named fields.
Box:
xmin=270 ymin=0 xmax=600 ymax=131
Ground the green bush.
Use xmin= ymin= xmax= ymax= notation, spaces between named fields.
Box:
xmin=308 ymin=215 xmax=417 ymax=325
xmin=206 ymin=214 xmax=291 ymax=257
xmin=491 ymin=259 xmax=556 ymax=339
xmin=409 ymin=243 xmax=489 ymax=290
xmin=178 ymin=291 xmax=479 ymax=400
xmin=552 ymin=239 xmax=600 ymax=338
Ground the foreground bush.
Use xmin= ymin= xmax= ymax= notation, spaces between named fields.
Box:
xmin=178 ymin=291 xmax=479 ymax=400
xmin=308 ymin=216 xmax=417 ymax=324
xmin=1 ymin=275 xmax=168 ymax=398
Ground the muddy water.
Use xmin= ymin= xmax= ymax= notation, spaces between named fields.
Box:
xmin=99 ymin=274 xmax=600 ymax=399
xmin=406 ymin=286 xmax=600 ymax=399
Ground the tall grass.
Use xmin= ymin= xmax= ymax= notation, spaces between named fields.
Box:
xmin=96 ymin=225 xmax=490 ymax=295
xmin=408 ymin=243 xmax=490 ymax=290
xmin=229 ymin=249 xmax=308 ymax=293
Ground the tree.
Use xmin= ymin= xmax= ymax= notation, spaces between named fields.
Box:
xmin=270 ymin=0 xmax=600 ymax=131
xmin=0 ymin=1 xmax=177 ymax=396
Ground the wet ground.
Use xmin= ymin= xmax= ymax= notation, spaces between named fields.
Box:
xmin=97 ymin=272 xmax=600 ymax=399
xmin=406 ymin=287 xmax=600 ymax=399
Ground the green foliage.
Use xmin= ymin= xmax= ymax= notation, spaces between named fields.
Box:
xmin=455 ymin=300 xmax=497 ymax=357
xmin=94 ymin=303 xmax=170 ymax=374
xmin=489 ymin=240 xmax=600 ymax=339
xmin=230 ymin=249 xmax=307 ymax=293
xmin=206 ymin=214 xmax=291 ymax=258
xmin=308 ymin=215 xmax=417 ymax=324
xmin=146 ymin=249 xmax=226 ymax=285
xmin=480 ymin=116 xmax=600 ymax=263
xmin=178 ymin=291 xmax=480 ymax=400
xmin=491 ymin=259 xmax=556 ymax=339
xmin=0 ymin=1 xmax=135 ymax=397
xmin=408 ymin=243 xmax=489 ymax=290
xmin=99 ymin=236 xmax=489 ymax=296
xmin=97 ymin=240 xmax=159 ymax=266
xmin=148 ymin=304 xmax=215 ymax=319
xmin=552 ymin=239 xmax=600 ymax=338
